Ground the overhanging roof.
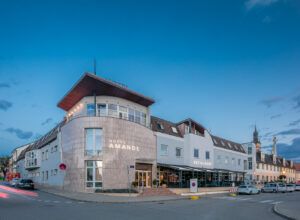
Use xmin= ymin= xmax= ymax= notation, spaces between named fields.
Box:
xmin=57 ymin=72 xmax=155 ymax=111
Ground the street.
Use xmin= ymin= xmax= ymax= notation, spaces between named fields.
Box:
xmin=0 ymin=183 xmax=299 ymax=220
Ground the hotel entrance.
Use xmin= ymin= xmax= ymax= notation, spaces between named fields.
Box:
xmin=135 ymin=163 xmax=152 ymax=188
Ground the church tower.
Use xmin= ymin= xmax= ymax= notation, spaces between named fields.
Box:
xmin=253 ymin=124 xmax=261 ymax=152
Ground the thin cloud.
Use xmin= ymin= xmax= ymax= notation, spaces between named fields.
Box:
xmin=245 ymin=0 xmax=279 ymax=10
xmin=0 ymin=100 xmax=12 ymax=111
xmin=270 ymin=114 xmax=281 ymax=119
xmin=289 ymin=119 xmax=300 ymax=127
xmin=5 ymin=128 xmax=33 ymax=139
xmin=0 ymin=83 xmax=10 ymax=88
xmin=259 ymin=96 xmax=285 ymax=108
xmin=41 ymin=118 xmax=53 ymax=126
xmin=293 ymin=95 xmax=300 ymax=109
xmin=276 ymin=129 xmax=300 ymax=136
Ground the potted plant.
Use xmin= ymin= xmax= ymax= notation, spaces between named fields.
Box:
xmin=152 ymin=179 xmax=157 ymax=188
xmin=131 ymin=181 xmax=138 ymax=189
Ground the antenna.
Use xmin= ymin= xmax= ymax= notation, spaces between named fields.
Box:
xmin=94 ymin=57 xmax=96 ymax=75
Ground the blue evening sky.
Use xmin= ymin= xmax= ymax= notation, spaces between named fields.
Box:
xmin=0 ymin=0 xmax=300 ymax=161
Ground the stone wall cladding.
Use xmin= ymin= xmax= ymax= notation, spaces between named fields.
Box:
xmin=61 ymin=116 xmax=156 ymax=192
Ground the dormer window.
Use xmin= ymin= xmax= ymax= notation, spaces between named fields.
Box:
xmin=233 ymin=144 xmax=239 ymax=150
xmin=213 ymin=138 xmax=218 ymax=145
xmin=171 ymin=127 xmax=177 ymax=133
xmin=157 ymin=122 xmax=164 ymax=130
xmin=228 ymin=143 xmax=232 ymax=149
xmin=220 ymin=140 xmax=226 ymax=147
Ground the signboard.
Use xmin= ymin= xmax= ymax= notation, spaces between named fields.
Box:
xmin=130 ymin=165 xmax=135 ymax=169
xmin=190 ymin=178 xmax=198 ymax=193
xmin=59 ymin=163 xmax=67 ymax=171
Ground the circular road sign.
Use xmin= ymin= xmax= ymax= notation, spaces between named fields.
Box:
xmin=59 ymin=163 xmax=67 ymax=171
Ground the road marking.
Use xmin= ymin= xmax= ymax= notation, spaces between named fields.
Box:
xmin=239 ymin=198 xmax=252 ymax=201
xmin=260 ymin=200 xmax=273 ymax=203
xmin=271 ymin=201 xmax=282 ymax=205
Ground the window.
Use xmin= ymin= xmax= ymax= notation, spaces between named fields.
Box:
xmin=225 ymin=156 xmax=229 ymax=164
xmin=118 ymin=106 xmax=128 ymax=119
xmin=161 ymin=145 xmax=168 ymax=155
xmin=220 ymin=140 xmax=226 ymax=147
xmin=176 ymin=148 xmax=182 ymax=157
xmin=262 ymin=164 xmax=264 ymax=169
xmin=86 ymin=129 xmax=103 ymax=156
xmin=248 ymin=145 xmax=252 ymax=154
xmin=248 ymin=157 xmax=252 ymax=170
xmin=135 ymin=110 xmax=141 ymax=124
xmin=171 ymin=127 xmax=178 ymax=133
xmin=194 ymin=149 xmax=199 ymax=158
xmin=233 ymin=144 xmax=239 ymax=150
xmin=213 ymin=138 xmax=218 ymax=145
xmin=97 ymin=104 xmax=107 ymax=117
xmin=46 ymin=171 xmax=48 ymax=181
xmin=46 ymin=150 xmax=48 ymax=160
xmin=205 ymin=151 xmax=210 ymax=160
xmin=257 ymin=163 xmax=259 ymax=169
xmin=53 ymin=169 xmax=58 ymax=175
xmin=54 ymin=146 xmax=58 ymax=152
xmin=141 ymin=113 xmax=146 ymax=126
xmin=128 ymin=109 xmax=134 ymax=121
xmin=86 ymin=161 xmax=102 ymax=188
xmin=185 ymin=125 xmax=189 ymax=134
xmin=227 ymin=143 xmax=232 ymax=149
xmin=42 ymin=172 xmax=44 ymax=181
xmin=232 ymin=158 xmax=235 ymax=165
xmin=157 ymin=122 xmax=164 ymax=130
xmin=217 ymin=155 xmax=221 ymax=163
xmin=42 ymin=152 xmax=44 ymax=160
xmin=108 ymin=104 xmax=117 ymax=117
xmin=87 ymin=104 xmax=95 ymax=116
xmin=238 ymin=159 xmax=241 ymax=166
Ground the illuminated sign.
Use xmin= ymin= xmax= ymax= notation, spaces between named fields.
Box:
xmin=108 ymin=139 xmax=140 ymax=152
xmin=193 ymin=161 xmax=212 ymax=166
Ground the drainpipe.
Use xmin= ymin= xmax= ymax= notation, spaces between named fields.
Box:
xmin=94 ymin=90 xmax=96 ymax=116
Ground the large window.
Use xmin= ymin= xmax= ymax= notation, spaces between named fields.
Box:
xmin=86 ymin=129 xmax=103 ymax=156
xmin=108 ymin=104 xmax=118 ymax=117
xmin=119 ymin=106 xmax=128 ymax=119
xmin=135 ymin=110 xmax=141 ymax=124
xmin=161 ymin=145 xmax=168 ymax=155
xmin=86 ymin=161 xmax=102 ymax=188
xmin=194 ymin=149 xmax=199 ymax=158
xmin=248 ymin=145 xmax=252 ymax=154
xmin=176 ymin=148 xmax=182 ymax=157
xmin=87 ymin=104 xmax=95 ymax=116
xmin=97 ymin=104 xmax=107 ymax=116
xmin=128 ymin=109 xmax=134 ymax=121
xmin=248 ymin=157 xmax=252 ymax=170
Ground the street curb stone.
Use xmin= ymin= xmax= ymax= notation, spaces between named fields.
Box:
xmin=272 ymin=204 xmax=297 ymax=220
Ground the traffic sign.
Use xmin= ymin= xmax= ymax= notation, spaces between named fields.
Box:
xmin=59 ymin=163 xmax=67 ymax=170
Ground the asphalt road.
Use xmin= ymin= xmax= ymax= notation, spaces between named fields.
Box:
xmin=0 ymin=183 xmax=299 ymax=220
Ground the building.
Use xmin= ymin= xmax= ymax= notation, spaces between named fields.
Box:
xmin=252 ymin=129 xmax=296 ymax=183
xmin=294 ymin=163 xmax=300 ymax=183
xmin=15 ymin=72 xmax=297 ymax=192
xmin=10 ymin=143 xmax=31 ymax=173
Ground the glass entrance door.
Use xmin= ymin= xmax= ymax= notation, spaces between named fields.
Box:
xmin=136 ymin=171 xmax=151 ymax=188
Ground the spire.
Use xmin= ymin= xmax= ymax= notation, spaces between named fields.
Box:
xmin=253 ymin=123 xmax=259 ymax=144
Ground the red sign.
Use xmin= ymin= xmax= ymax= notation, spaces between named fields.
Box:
xmin=59 ymin=163 xmax=67 ymax=170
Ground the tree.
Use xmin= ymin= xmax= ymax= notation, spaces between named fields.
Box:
xmin=0 ymin=156 xmax=10 ymax=181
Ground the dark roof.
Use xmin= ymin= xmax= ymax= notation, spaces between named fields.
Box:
xmin=151 ymin=116 xmax=183 ymax=138
xmin=57 ymin=72 xmax=155 ymax=111
xmin=211 ymin=135 xmax=246 ymax=153
xmin=17 ymin=121 xmax=65 ymax=161
xmin=176 ymin=118 xmax=206 ymax=134
xmin=256 ymin=152 xmax=295 ymax=168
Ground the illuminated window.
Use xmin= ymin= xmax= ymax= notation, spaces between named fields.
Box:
xmin=85 ymin=129 xmax=103 ymax=156
xmin=86 ymin=161 xmax=102 ymax=188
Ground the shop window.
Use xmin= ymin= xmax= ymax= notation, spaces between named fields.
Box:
xmin=161 ymin=145 xmax=168 ymax=156
xmin=86 ymin=161 xmax=102 ymax=188
xmin=97 ymin=104 xmax=107 ymax=117
xmin=85 ymin=129 xmax=103 ymax=156
xmin=87 ymin=104 xmax=95 ymax=116
xmin=194 ymin=149 xmax=199 ymax=158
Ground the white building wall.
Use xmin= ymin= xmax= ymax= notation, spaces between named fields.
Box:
xmin=156 ymin=132 xmax=185 ymax=166
xmin=241 ymin=142 xmax=256 ymax=180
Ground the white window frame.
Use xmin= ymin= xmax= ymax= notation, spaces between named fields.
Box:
xmin=160 ymin=144 xmax=168 ymax=156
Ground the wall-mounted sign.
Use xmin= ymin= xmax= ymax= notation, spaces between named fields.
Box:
xmin=130 ymin=165 xmax=135 ymax=169
xmin=59 ymin=163 xmax=67 ymax=171
xmin=190 ymin=178 xmax=198 ymax=193
xmin=108 ymin=139 xmax=140 ymax=152
xmin=193 ymin=161 xmax=211 ymax=166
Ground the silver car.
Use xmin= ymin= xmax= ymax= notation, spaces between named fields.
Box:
xmin=286 ymin=184 xmax=295 ymax=192
xmin=238 ymin=185 xmax=260 ymax=195
xmin=261 ymin=182 xmax=286 ymax=193
xmin=9 ymin=178 xmax=20 ymax=187
xmin=296 ymin=184 xmax=300 ymax=191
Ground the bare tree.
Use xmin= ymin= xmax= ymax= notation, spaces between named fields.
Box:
xmin=0 ymin=156 xmax=10 ymax=181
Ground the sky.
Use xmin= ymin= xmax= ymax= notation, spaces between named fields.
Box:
xmin=0 ymin=0 xmax=300 ymax=162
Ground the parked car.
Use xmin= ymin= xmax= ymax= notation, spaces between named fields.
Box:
xmin=17 ymin=179 xmax=34 ymax=190
xmin=286 ymin=184 xmax=295 ymax=192
xmin=238 ymin=185 xmax=260 ymax=195
xmin=261 ymin=182 xmax=286 ymax=193
xmin=296 ymin=184 xmax=300 ymax=191
xmin=9 ymin=178 xmax=20 ymax=187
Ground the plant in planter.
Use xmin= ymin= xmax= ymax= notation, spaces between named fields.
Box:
xmin=131 ymin=181 xmax=138 ymax=188
xmin=152 ymin=179 xmax=157 ymax=188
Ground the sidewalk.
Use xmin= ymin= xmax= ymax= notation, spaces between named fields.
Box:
xmin=273 ymin=202 xmax=300 ymax=220
xmin=35 ymin=185 xmax=189 ymax=204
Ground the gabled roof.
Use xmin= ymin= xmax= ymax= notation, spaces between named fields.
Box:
xmin=151 ymin=116 xmax=183 ymax=138
xmin=57 ymin=72 xmax=155 ymax=111
xmin=211 ymin=135 xmax=245 ymax=153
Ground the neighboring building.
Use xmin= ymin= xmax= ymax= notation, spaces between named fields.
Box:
xmin=295 ymin=163 xmax=300 ymax=183
xmin=10 ymin=143 xmax=31 ymax=173
xmin=252 ymin=128 xmax=296 ymax=183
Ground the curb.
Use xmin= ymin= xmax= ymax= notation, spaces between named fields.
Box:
xmin=36 ymin=188 xmax=190 ymax=204
xmin=272 ymin=204 xmax=296 ymax=220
